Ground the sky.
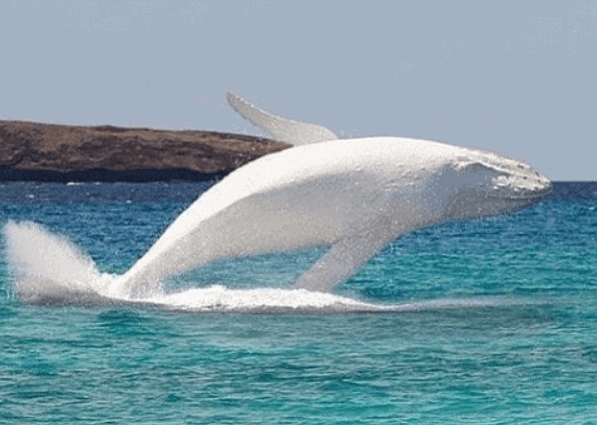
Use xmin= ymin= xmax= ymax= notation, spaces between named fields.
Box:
xmin=1 ymin=1 xmax=596 ymax=181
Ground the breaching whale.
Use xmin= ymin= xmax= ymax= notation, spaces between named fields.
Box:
xmin=106 ymin=92 xmax=551 ymax=295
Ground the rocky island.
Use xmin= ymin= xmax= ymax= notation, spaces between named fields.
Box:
xmin=0 ymin=120 xmax=291 ymax=182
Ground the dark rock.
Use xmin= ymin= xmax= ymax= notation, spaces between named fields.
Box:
xmin=0 ymin=120 xmax=291 ymax=182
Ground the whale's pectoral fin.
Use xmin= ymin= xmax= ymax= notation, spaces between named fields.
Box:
xmin=226 ymin=92 xmax=339 ymax=146
xmin=293 ymin=227 xmax=398 ymax=293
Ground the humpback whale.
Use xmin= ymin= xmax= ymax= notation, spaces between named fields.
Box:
xmin=107 ymin=92 xmax=551 ymax=295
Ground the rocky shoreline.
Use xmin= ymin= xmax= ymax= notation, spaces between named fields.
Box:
xmin=0 ymin=120 xmax=291 ymax=182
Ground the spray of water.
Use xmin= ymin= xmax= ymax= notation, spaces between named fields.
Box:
xmin=3 ymin=221 xmax=115 ymax=303
xmin=2 ymin=220 xmax=544 ymax=313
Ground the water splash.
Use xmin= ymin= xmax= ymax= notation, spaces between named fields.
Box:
xmin=1 ymin=220 xmax=375 ymax=311
xmin=2 ymin=220 xmax=545 ymax=313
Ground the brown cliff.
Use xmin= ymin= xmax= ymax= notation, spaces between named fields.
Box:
xmin=0 ymin=120 xmax=291 ymax=182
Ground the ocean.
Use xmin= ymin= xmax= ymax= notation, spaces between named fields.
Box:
xmin=1 ymin=181 xmax=596 ymax=424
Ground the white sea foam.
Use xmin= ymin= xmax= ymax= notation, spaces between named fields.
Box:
xmin=141 ymin=286 xmax=375 ymax=313
xmin=2 ymin=220 xmax=544 ymax=313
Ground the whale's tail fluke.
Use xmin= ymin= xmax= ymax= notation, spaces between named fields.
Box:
xmin=226 ymin=91 xmax=339 ymax=146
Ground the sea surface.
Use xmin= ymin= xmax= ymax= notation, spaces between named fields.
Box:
xmin=1 ymin=181 xmax=597 ymax=424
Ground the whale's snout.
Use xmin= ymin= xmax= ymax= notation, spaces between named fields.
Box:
xmin=492 ymin=161 xmax=551 ymax=201
xmin=443 ymin=150 xmax=551 ymax=221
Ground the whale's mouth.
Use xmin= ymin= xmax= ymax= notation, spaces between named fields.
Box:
xmin=445 ymin=181 xmax=552 ymax=220
xmin=488 ymin=187 xmax=552 ymax=202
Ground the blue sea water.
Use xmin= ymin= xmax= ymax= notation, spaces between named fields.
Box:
xmin=1 ymin=181 xmax=597 ymax=424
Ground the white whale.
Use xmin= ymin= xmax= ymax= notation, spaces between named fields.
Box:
xmin=108 ymin=92 xmax=551 ymax=295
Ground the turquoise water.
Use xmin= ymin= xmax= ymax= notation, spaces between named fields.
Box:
xmin=1 ymin=182 xmax=597 ymax=424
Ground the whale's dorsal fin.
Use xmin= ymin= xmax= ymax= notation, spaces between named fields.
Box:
xmin=226 ymin=92 xmax=339 ymax=146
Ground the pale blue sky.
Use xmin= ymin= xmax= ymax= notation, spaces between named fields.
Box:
xmin=1 ymin=1 xmax=596 ymax=180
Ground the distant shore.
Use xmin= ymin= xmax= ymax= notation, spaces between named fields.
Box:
xmin=0 ymin=120 xmax=291 ymax=182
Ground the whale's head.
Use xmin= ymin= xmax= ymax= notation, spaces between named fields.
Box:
xmin=438 ymin=147 xmax=552 ymax=221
